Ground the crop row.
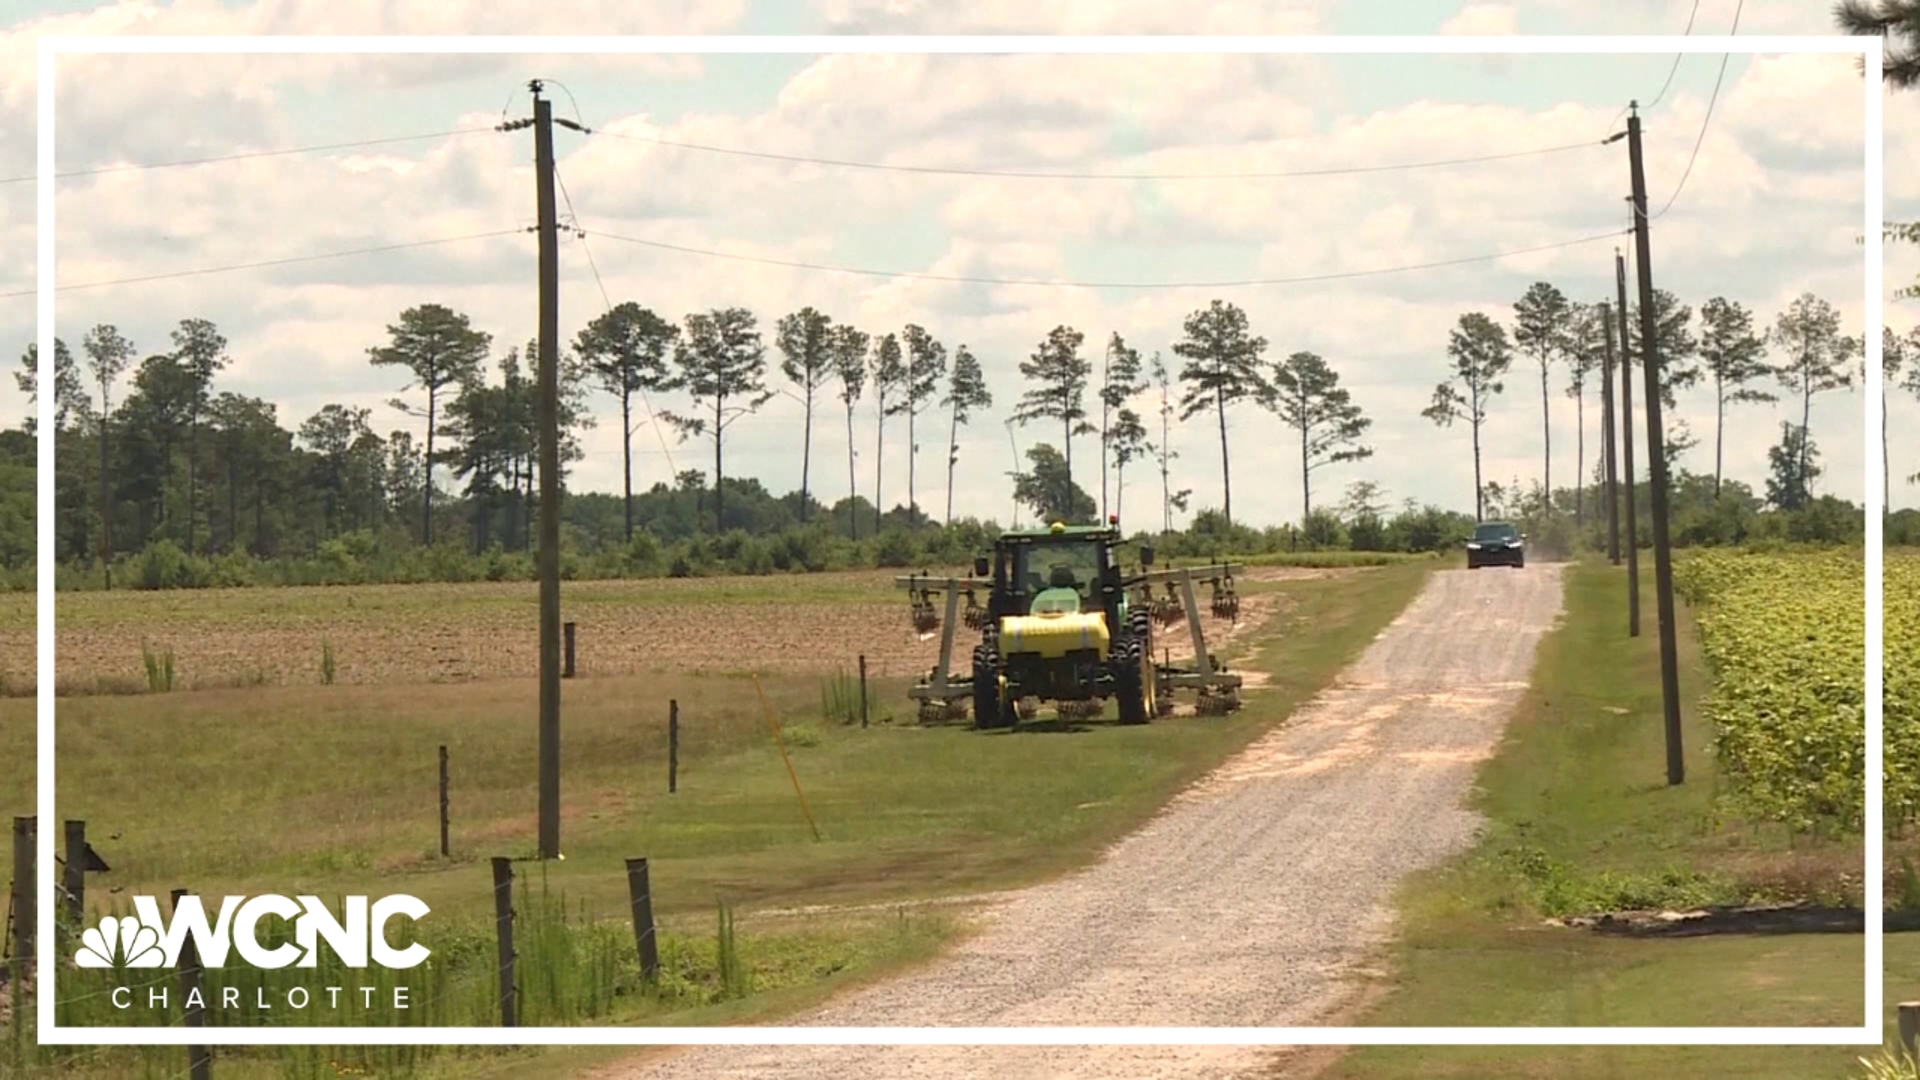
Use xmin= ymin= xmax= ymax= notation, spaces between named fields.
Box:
xmin=1673 ymin=548 xmax=1912 ymax=834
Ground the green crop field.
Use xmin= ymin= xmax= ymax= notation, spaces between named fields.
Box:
xmin=1673 ymin=548 xmax=1915 ymax=836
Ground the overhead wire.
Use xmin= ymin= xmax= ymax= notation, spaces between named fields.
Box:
xmin=0 ymin=229 xmax=528 ymax=300
xmin=552 ymin=162 xmax=678 ymax=475
xmin=1644 ymin=0 xmax=1705 ymax=109
xmin=1647 ymin=0 xmax=1744 ymax=220
xmin=0 ymin=127 xmax=496 ymax=185
xmin=581 ymin=227 xmax=1630 ymax=291
xmin=588 ymin=128 xmax=1612 ymax=181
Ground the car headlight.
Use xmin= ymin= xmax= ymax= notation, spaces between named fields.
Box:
xmin=1508 ymin=541 xmax=1523 ymax=548
xmin=1466 ymin=543 xmax=1482 ymax=550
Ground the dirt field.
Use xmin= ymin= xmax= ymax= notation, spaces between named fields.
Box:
xmin=17 ymin=566 xmax=1338 ymax=694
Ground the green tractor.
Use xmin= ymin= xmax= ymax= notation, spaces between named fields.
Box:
xmin=896 ymin=519 xmax=1245 ymax=729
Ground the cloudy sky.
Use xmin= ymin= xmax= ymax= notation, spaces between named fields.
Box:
xmin=1 ymin=0 xmax=1912 ymax=530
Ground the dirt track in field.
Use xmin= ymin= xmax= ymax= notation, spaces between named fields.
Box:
xmin=589 ymin=564 xmax=1566 ymax=1080
xmin=24 ymin=565 xmax=1333 ymax=694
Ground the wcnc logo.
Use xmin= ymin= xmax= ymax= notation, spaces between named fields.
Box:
xmin=74 ymin=894 xmax=431 ymax=970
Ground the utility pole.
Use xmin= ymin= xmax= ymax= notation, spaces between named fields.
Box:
xmin=1626 ymin=103 xmax=1685 ymax=787
xmin=1614 ymin=247 xmax=1640 ymax=638
xmin=1599 ymin=300 xmax=1621 ymax=565
xmin=502 ymin=81 xmax=586 ymax=859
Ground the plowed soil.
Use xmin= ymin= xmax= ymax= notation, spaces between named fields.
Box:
xmin=21 ymin=566 xmax=1336 ymax=694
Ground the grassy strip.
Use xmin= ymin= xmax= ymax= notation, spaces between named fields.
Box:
xmin=1314 ymin=558 xmax=1879 ymax=1080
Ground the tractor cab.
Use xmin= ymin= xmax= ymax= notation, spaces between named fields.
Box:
xmin=973 ymin=522 xmax=1123 ymax=624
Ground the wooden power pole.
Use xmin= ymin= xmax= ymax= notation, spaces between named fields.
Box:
xmin=1614 ymin=248 xmax=1641 ymax=638
xmin=502 ymin=81 xmax=584 ymax=859
xmin=1626 ymin=102 xmax=1685 ymax=787
xmin=1599 ymin=300 xmax=1621 ymax=565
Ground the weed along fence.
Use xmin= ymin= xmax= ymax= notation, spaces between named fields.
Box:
xmin=5 ymin=819 xmax=756 ymax=1076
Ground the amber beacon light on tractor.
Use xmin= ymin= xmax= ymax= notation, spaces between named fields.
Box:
xmin=897 ymin=514 xmax=1246 ymax=729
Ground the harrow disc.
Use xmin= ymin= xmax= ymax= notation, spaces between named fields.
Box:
xmin=961 ymin=591 xmax=987 ymax=631
xmin=1209 ymin=578 xmax=1240 ymax=622
xmin=910 ymin=589 xmax=941 ymax=637
xmin=1193 ymin=689 xmax=1243 ymax=716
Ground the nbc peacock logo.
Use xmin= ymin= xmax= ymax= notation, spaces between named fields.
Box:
xmin=75 ymin=914 xmax=167 ymax=968
xmin=68 ymin=894 xmax=431 ymax=971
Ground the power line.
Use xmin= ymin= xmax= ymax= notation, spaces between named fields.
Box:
xmin=584 ymin=227 xmax=1629 ymax=290
xmin=1644 ymin=0 xmax=1705 ymax=109
xmin=0 ymin=228 xmax=529 ymax=300
xmin=591 ymin=128 xmax=1611 ymax=181
xmin=1650 ymin=0 xmax=1743 ymax=220
xmin=0 ymin=127 xmax=497 ymax=185
xmin=552 ymin=162 xmax=678 ymax=476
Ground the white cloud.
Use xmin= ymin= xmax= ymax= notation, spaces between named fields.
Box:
xmin=1439 ymin=4 xmax=1520 ymax=36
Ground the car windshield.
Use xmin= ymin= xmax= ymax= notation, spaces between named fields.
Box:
xmin=1473 ymin=523 xmax=1518 ymax=543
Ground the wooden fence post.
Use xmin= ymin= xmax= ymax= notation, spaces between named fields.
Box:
xmin=624 ymin=858 xmax=660 ymax=983
xmin=61 ymin=821 xmax=85 ymax=925
xmin=490 ymin=857 xmax=516 ymax=1027
xmin=171 ymin=889 xmax=211 ymax=1080
xmin=668 ymin=700 xmax=679 ymax=795
xmin=10 ymin=818 xmax=32 ymax=970
xmin=438 ymin=746 xmax=450 ymax=858
xmin=563 ymin=622 xmax=576 ymax=679
xmin=858 ymin=654 xmax=869 ymax=729
xmin=1900 ymin=1001 xmax=1920 ymax=1058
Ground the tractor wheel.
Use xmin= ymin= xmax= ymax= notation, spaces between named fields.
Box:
xmin=1112 ymin=638 xmax=1150 ymax=726
xmin=971 ymin=644 xmax=1005 ymax=730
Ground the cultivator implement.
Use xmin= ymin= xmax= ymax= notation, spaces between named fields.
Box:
xmin=895 ymin=556 xmax=1246 ymax=726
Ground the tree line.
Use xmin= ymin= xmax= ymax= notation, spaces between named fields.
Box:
xmin=1423 ymin=283 xmax=1880 ymax=525
xmin=3 ymin=277 xmax=1897 ymax=591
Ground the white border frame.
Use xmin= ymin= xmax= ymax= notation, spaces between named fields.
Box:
xmin=35 ymin=33 xmax=1884 ymax=1048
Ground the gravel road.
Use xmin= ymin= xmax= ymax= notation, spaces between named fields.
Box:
xmin=596 ymin=564 xmax=1566 ymax=1080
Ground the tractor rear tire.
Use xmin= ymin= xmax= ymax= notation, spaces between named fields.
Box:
xmin=1113 ymin=638 xmax=1149 ymax=726
xmin=972 ymin=645 xmax=1006 ymax=731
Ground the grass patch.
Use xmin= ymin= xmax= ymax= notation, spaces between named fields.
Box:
xmin=1316 ymin=557 xmax=1875 ymax=1080
xmin=140 ymin=640 xmax=174 ymax=693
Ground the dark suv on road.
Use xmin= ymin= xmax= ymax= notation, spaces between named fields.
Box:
xmin=1466 ymin=520 xmax=1525 ymax=569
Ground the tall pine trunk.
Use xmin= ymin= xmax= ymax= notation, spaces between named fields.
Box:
xmin=621 ymin=392 xmax=634 ymax=542
xmin=1800 ymin=377 xmax=1814 ymax=504
xmin=800 ymin=389 xmax=814 ymax=522
xmin=1299 ymin=421 xmax=1311 ymax=522
xmin=946 ymin=405 xmax=960 ymax=527
xmin=98 ymin=404 xmax=113 ymax=589
xmin=846 ymin=403 xmax=858 ymax=541
xmin=1539 ymin=363 xmax=1551 ymax=513
xmin=1062 ymin=415 xmax=1073 ymax=517
xmin=1574 ymin=387 xmax=1586 ymax=524
xmin=1472 ymin=414 xmax=1485 ymax=521
xmin=187 ymin=419 xmax=199 ymax=556
xmin=423 ymin=389 xmax=437 ymax=546
xmin=1714 ymin=382 xmax=1726 ymax=499
xmin=873 ymin=403 xmax=886 ymax=536
xmin=1215 ymin=388 xmax=1232 ymax=528
xmin=713 ymin=395 xmax=725 ymax=533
